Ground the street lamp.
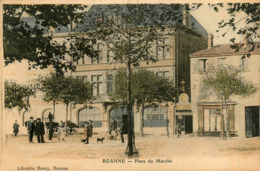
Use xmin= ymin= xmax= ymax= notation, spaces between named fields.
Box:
xmin=181 ymin=79 xmax=186 ymax=93
xmin=173 ymin=97 xmax=177 ymax=136
xmin=165 ymin=102 xmax=169 ymax=137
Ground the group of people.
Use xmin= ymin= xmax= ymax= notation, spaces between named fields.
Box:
xmin=109 ymin=118 xmax=124 ymax=143
xmin=21 ymin=112 xmax=66 ymax=143
xmin=14 ymin=115 xmax=182 ymax=145
xmin=81 ymin=118 xmax=124 ymax=144
xmin=27 ymin=116 xmax=45 ymax=143
xmin=82 ymin=120 xmax=93 ymax=144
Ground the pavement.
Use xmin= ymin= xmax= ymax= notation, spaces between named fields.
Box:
xmin=1 ymin=133 xmax=259 ymax=171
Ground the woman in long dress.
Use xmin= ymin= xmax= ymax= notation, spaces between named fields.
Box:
xmin=58 ymin=121 xmax=65 ymax=141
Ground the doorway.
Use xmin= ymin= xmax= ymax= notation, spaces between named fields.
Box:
xmin=185 ymin=115 xmax=193 ymax=134
xmin=175 ymin=115 xmax=193 ymax=134
xmin=245 ymin=106 xmax=260 ymax=138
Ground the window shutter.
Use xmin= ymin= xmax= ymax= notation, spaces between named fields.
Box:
xmin=228 ymin=105 xmax=235 ymax=130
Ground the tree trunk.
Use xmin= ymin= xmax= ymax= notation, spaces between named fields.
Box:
xmin=53 ymin=101 xmax=56 ymax=120
xmin=65 ymin=104 xmax=69 ymax=136
xmin=224 ymin=99 xmax=230 ymax=138
xmin=124 ymin=32 xmax=138 ymax=156
xmin=219 ymin=95 xmax=225 ymax=139
xmin=126 ymin=58 xmax=133 ymax=156
xmin=140 ymin=103 xmax=145 ymax=137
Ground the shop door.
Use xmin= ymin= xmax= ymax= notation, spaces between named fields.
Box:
xmin=245 ymin=107 xmax=253 ymax=138
xmin=185 ymin=115 xmax=193 ymax=134
xmin=245 ymin=106 xmax=260 ymax=138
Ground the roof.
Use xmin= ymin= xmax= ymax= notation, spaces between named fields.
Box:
xmin=190 ymin=42 xmax=260 ymax=58
xmin=73 ymin=4 xmax=207 ymax=35
xmin=20 ymin=4 xmax=208 ymax=36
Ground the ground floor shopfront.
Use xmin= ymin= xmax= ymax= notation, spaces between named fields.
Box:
xmin=7 ymin=93 xmax=195 ymax=137
xmin=75 ymin=102 xmax=177 ymax=136
xmin=195 ymin=102 xmax=260 ymax=138
xmin=73 ymin=93 xmax=193 ymax=136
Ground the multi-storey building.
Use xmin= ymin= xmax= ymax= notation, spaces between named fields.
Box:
xmin=190 ymin=36 xmax=260 ymax=138
xmin=5 ymin=5 xmax=208 ymax=136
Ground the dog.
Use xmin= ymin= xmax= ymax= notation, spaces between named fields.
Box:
xmin=81 ymin=139 xmax=88 ymax=144
xmin=97 ymin=137 xmax=105 ymax=143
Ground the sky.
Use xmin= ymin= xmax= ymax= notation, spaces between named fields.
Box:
xmin=191 ymin=4 xmax=251 ymax=46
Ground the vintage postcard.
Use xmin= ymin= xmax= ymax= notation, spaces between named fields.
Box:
xmin=0 ymin=0 xmax=259 ymax=171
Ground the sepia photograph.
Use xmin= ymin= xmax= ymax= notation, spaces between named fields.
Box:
xmin=0 ymin=1 xmax=259 ymax=171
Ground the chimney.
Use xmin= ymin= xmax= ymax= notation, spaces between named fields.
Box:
xmin=70 ymin=21 xmax=76 ymax=32
xmin=182 ymin=9 xmax=190 ymax=28
xmin=208 ymin=34 xmax=214 ymax=49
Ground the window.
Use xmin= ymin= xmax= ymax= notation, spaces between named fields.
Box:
xmin=92 ymin=43 xmax=103 ymax=64
xmin=144 ymin=106 xmax=166 ymax=127
xmin=107 ymin=50 xmax=116 ymax=63
xmin=156 ymin=38 xmax=170 ymax=59
xmin=77 ymin=76 xmax=88 ymax=82
xmin=106 ymin=74 xmax=113 ymax=94
xmin=107 ymin=42 xmax=121 ymax=63
xmin=76 ymin=56 xmax=85 ymax=65
xmin=156 ymin=71 xmax=170 ymax=79
xmin=82 ymin=76 xmax=88 ymax=82
xmin=241 ymin=57 xmax=248 ymax=71
xmin=198 ymin=59 xmax=207 ymax=73
xmin=91 ymin=75 xmax=103 ymax=96
xmin=204 ymin=108 xmax=222 ymax=132
xmin=78 ymin=107 xmax=102 ymax=128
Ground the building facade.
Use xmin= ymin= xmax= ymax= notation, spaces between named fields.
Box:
xmin=190 ymin=38 xmax=260 ymax=138
xmin=4 ymin=5 xmax=208 ymax=136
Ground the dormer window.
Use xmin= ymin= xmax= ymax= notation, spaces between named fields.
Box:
xmin=107 ymin=15 xmax=121 ymax=26
xmin=95 ymin=17 xmax=104 ymax=27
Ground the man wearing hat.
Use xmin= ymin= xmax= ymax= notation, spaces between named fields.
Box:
xmin=89 ymin=120 xmax=93 ymax=137
xmin=27 ymin=116 xmax=35 ymax=143
xmin=35 ymin=118 xmax=45 ymax=143
xmin=48 ymin=112 xmax=53 ymax=123
xmin=13 ymin=120 xmax=20 ymax=137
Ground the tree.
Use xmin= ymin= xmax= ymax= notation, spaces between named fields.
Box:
xmin=38 ymin=74 xmax=92 ymax=131
xmin=58 ymin=76 xmax=92 ymax=133
xmin=109 ymin=69 xmax=178 ymax=137
xmin=3 ymin=5 xmax=95 ymax=74
xmin=4 ymin=81 xmax=35 ymax=115
xmin=202 ymin=65 xmax=257 ymax=139
xmin=82 ymin=4 xmax=184 ymax=156
xmin=38 ymin=73 xmax=65 ymax=118
xmin=132 ymin=70 xmax=178 ymax=137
